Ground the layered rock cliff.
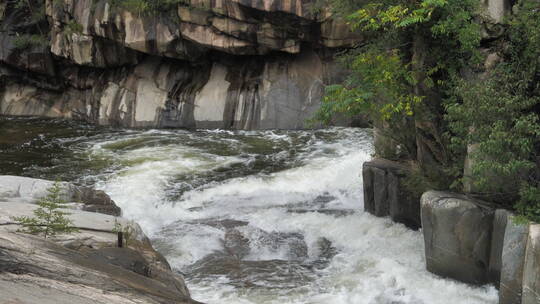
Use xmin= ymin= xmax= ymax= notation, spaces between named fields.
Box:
xmin=0 ymin=0 xmax=360 ymax=129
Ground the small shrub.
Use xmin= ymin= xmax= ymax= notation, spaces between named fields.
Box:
xmin=109 ymin=0 xmax=188 ymax=16
xmin=12 ymin=182 xmax=79 ymax=239
xmin=12 ymin=34 xmax=49 ymax=50
xmin=63 ymin=20 xmax=84 ymax=37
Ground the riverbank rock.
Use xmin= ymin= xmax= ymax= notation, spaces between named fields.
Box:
xmin=0 ymin=231 xmax=200 ymax=304
xmin=0 ymin=175 xmax=121 ymax=216
xmin=0 ymin=173 xmax=198 ymax=303
xmin=0 ymin=199 xmax=198 ymax=303
xmin=421 ymin=191 xmax=496 ymax=285
xmin=522 ymin=224 xmax=540 ymax=304
xmin=362 ymin=159 xmax=421 ymax=229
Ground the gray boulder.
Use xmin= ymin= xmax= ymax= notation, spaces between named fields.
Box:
xmin=421 ymin=191 xmax=495 ymax=285
xmin=488 ymin=209 xmax=510 ymax=285
xmin=363 ymin=159 xmax=421 ymax=229
xmin=500 ymin=215 xmax=529 ymax=304
xmin=522 ymin=224 xmax=540 ymax=304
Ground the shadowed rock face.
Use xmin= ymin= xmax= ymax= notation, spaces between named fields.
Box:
xmin=363 ymin=159 xmax=421 ymax=230
xmin=0 ymin=0 xmax=361 ymax=129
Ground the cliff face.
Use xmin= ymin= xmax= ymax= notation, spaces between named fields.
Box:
xmin=0 ymin=0 xmax=360 ymax=129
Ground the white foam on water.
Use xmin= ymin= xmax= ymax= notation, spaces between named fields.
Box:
xmin=92 ymin=128 xmax=498 ymax=304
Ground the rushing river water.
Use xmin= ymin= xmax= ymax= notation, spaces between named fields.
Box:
xmin=0 ymin=117 xmax=498 ymax=304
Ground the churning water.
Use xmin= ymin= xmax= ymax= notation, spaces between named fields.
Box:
xmin=0 ymin=117 xmax=498 ymax=304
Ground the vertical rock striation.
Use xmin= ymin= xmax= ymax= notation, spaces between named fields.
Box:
xmin=362 ymin=159 xmax=421 ymax=229
xmin=0 ymin=0 xmax=362 ymax=129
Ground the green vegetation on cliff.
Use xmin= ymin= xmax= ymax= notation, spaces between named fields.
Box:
xmin=109 ymin=0 xmax=187 ymax=15
xmin=317 ymin=0 xmax=540 ymax=222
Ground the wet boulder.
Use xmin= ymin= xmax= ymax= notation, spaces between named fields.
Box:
xmin=421 ymin=191 xmax=495 ymax=285
xmin=279 ymin=232 xmax=309 ymax=261
xmin=522 ymin=224 xmax=540 ymax=304
xmin=363 ymin=159 xmax=421 ymax=229
xmin=224 ymin=228 xmax=251 ymax=259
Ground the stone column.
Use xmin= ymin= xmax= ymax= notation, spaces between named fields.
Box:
xmin=522 ymin=224 xmax=540 ymax=304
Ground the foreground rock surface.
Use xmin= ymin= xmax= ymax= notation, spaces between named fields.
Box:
xmin=0 ymin=231 xmax=199 ymax=304
xmin=419 ymin=190 xmax=540 ymax=303
xmin=0 ymin=176 xmax=199 ymax=304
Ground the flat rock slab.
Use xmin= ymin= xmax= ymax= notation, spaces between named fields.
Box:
xmin=0 ymin=201 xmax=133 ymax=233
xmin=0 ymin=175 xmax=121 ymax=216
xmin=0 ymin=201 xmax=144 ymax=247
xmin=421 ymin=191 xmax=495 ymax=285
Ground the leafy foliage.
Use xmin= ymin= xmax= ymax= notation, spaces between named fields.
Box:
xmin=315 ymin=0 xmax=481 ymax=159
xmin=11 ymin=0 xmax=49 ymax=45
xmin=12 ymin=182 xmax=79 ymax=239
xmin=109 ymin=0 xmax=187 ymax=15
xmin=317 ymin=0 xmax=540 ymax=222
xmin=446 ymin=0 xmax=540 ymax=221
xmin=63 ymin=20 xmax=84 ymax=36
xmin=13 ymin=34 xmax=49 ymax=50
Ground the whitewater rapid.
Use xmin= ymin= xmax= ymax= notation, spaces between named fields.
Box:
xmin=77 ymin=127 xmax=498 ymax=304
